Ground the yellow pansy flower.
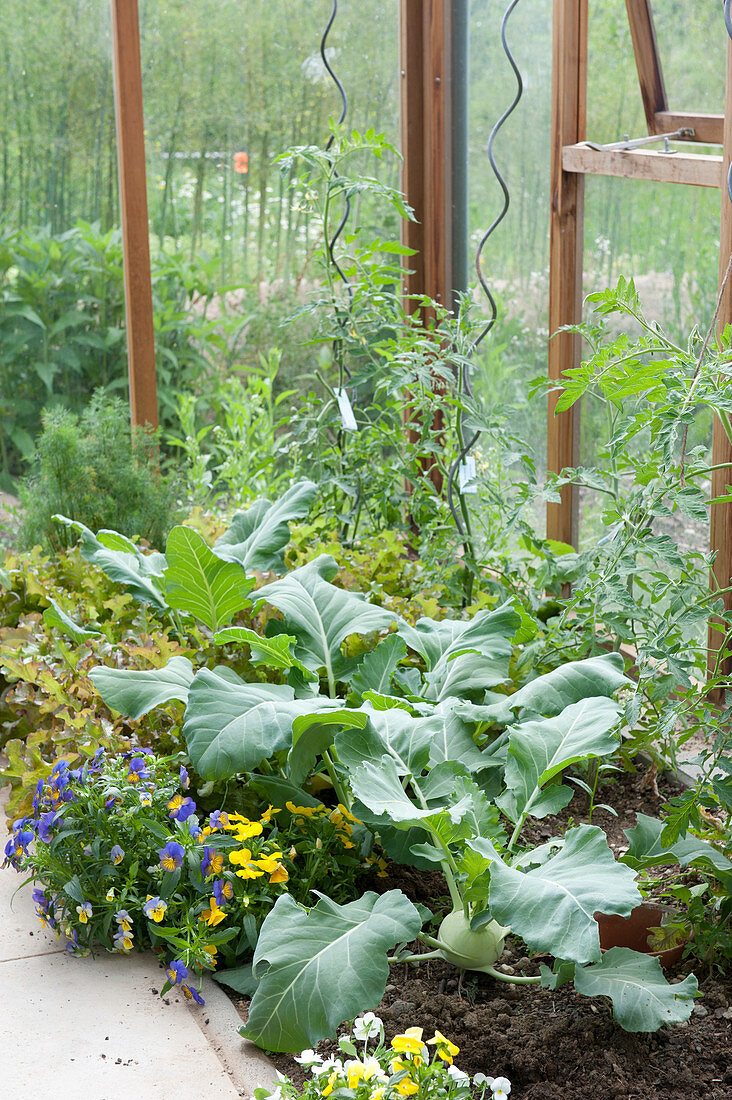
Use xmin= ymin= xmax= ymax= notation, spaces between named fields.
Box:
xmin=255 ymin=852 xmax=284 ymax=874
xmin=395 ymin=1076 xmax=418 ymax=1096
xmin=235 ymin=865 xmax=264 ymax=880
xmin=345 ymin=1061 xmax=366 ymax=1088
xmin=260 ymin=804 xmax=280 ymax=822
xmin=269 ymin=862 xmax=289 ymax=884
xmin=391 ymin=1028 xmax=425 ymax=1059
xmin=228 ymin=847 xmax=253 ymax=866
xmin=200 ymin=897 xmax=227 ymax=927
xmin=225 ymin=814 xmax=264 ymax=839
xmin=321 ymin=1072 xmax=338 ymax=1098
xmin=286 ymin=800 xmax=318 ymax=818
xmin=426 ymin=1030 xmax=459 ymax=1064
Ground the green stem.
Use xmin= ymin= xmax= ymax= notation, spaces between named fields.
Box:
xmin=411 ymin=785 xmax=463 ymax=912
xmin=388 ymin=950 xmax=443 ymax=964
xmin=483 ymin=964 xmax=541 ymax=985
xmin=419 ymin=932 xmax=448 ymax=952
xmin=322 ymin=749 xmax=348 ymax=808
xmin=506 ymin=815 xmax=526 ymax=855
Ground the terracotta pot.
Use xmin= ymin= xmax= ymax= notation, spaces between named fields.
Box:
xmin=594 ymin=904 xmax=685 ymax=968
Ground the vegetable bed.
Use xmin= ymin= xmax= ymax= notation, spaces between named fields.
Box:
xmin=240 ymin=767 xmax=732 ymax=1100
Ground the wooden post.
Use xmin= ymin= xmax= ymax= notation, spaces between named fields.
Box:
xmin=547 ymin=0 xmax=587 ymax=546
xmin=709 ymin=35 xmax=732 ymax=679
xmin=400 ymin=0 xmax=426 ymax=305
xmin=625 ymin=0 xmax=667 ymax=134
xmin=110 ymin=0 xmax=158 ymax=430
xmin=399 ymin=0 xmax=454 ymax=494
xmin=400 ymin=0 xmax=452 ymax=308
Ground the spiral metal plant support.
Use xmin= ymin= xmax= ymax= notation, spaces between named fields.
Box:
xmin=320 ymin=0 xmax=354 ymax=317
xmin=446 ymin=0 xmax=525 ymax=547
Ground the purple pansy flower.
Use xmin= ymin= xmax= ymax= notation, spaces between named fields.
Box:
xmin=32 ymin=779 xmax=45 ymax=815
xmin=201 ymin=847 xmax=225 ymax=877
xmin=126 ymin=757 xmax=152 ymax=784
xmin=36 ymin=810 xmax=60 ymax=843
xmin=212 ymin=878 xmax=235 ymax=906
xmin=166 ymin=959 xmax=188 ymax=985
xmin=207 ymin=810 xmax=229 ymax=830
xmin=167 ymin=794 xmax=197 ymax=822
xmin=159 ymin=841 xmax=185 ymax=872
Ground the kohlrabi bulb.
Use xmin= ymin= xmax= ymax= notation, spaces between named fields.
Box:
xmin=438 ymin=910 xmax=508 ymax=973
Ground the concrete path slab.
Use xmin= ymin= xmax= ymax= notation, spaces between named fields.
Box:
xmin=0 ymin=789 xmax=278 ymax=1099
xmin=0 ymin=851 xmax=66 ymax=962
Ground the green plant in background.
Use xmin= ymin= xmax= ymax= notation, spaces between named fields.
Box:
xmin=279 ymin=126 xmax=475 ymax=577
xmin=19 ymin=391 xmax=178 ymax=552
xmin=534 ymin=278 xmax=732 ymax=762
xmin=0 ymin=221 xmax=252 ymax=490
xmin=169 ymin=348 xmax=295 ymax=508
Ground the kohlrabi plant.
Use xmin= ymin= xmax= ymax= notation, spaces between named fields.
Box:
xmin=79 ymin=512 xmax=700 ymax=1048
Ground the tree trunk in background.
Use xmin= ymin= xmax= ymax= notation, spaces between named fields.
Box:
xmin=158 ymin=92 xmax=184 ymax=244
xmin=256 ymin=131 xmax=269 ymax=283
xmin=191 ymin=139 xmax=208 ymax=258
xmin=220 ymin=128 xmax=230 ymax=283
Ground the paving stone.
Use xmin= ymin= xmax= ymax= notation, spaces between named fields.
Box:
xmin=0 ymin=950 xmax=244 ymax=1098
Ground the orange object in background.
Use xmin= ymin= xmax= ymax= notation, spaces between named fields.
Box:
xmin=234 ymin=151 xmax=249 ymax=173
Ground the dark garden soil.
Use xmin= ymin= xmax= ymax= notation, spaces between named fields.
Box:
xmin=231 ymin=765 xmax=732 ymax=1100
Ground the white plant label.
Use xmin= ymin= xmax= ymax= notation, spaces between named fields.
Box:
xmin=458 ymin=456 xmax=478 ymax=494
xmin=336 ymin=388 xmax=358 ymax=432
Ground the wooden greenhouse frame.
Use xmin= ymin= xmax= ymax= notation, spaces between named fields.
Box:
xmin=109 ymin=0 xmax=732 ymax=662
xmin=548 ymin=0 xmax=732 ymax=668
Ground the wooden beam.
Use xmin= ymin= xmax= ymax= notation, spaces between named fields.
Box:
xmin=562 ymin=144 xmax=724 ymax=188
xmin=547 ymin=0 xmax=587 ymax=547
xmin=654 ymin=111 xmax=724 ymax=145
xmin=709 ymin=36 xmax=732 ymax=680
xmin=110 ymin=0 xmax=158 ymax=430
xmin=625 ymin=0 xmax=667 ymax=134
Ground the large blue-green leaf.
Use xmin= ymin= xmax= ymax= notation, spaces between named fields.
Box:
xmin=213 ymin=480 xmax=318 ymax=572
xmin=347 ymin=634 xmax=407 ymax=698
xmin=459 ymin=654 xmax=629 ymax=726
xmin=573 ymin=948 xmax=697 ymax=1031
xmin=254 ymin=556 xmax=396 ymax=688
xmin=287 ymin=709 xmax=369 ymax=785
xmin=90 ymin=656 xmax=194 ymax=719
xmin=398 ymin=603 xmax=519 ymax=701
xmin=182 ymin=666 xmax=345 ymax=779
xmin=54 ymin=516 xmax=167 ymax=609
xmin=335 ymin=704 xmax=434 ymax=776
xmin=163 ymin=526 xmax=254 ymax=631
xmin=213 ymin=626 xmax=316 ymax=681
xmin=349 ymin=755 xmax=474 ymax=828
xmin=623 ymin=813 xmax=732 ymax=877
xmin=43 ymin=598 xmax=101 ymax=644
xmin=484 ymin=825 xmax=641 ymax=964
xmin=498 ymin=697 xmax=622 ymax=823
xmin=214 ymin=963 xmax=259 ymax=997
xmin=428 ymin=702 xmax=498 ymax=773
xmin=240 ymin=890 xmax=422 ymax=1051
